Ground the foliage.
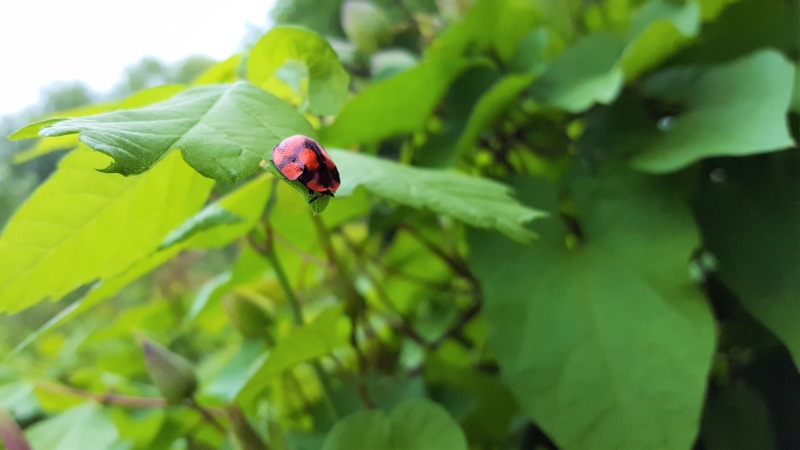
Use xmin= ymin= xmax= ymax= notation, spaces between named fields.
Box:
xmin=1 ymin=0 xmax=799 ymax=449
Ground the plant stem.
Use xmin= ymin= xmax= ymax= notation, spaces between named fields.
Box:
xmin=309 ymin=215 xmax=375 ymax=408
xmin=247 ymin=190 xmax=341 ymax=421
xmin=263 ymin=228 xmax=306 ymax=326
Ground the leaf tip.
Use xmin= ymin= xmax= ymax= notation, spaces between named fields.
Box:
xmin=7 ymin=118 xmax=66 ymax=141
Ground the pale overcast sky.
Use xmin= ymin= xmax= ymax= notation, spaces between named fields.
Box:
xmin=0 ymin=0 xmax=276 ymax=116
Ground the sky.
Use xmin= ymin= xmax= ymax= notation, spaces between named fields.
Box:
xmin=0 ymin=0 xmax=277 ymax=117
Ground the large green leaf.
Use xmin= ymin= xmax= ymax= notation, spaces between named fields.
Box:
xmin=630 ymin=50 xmax=795 ymax=172
xmin=237 ymin=305 xmax=347 ymax=401
xmin=694 ymin=151 xmax=800 ymax=370
xmin=25 ymin=404 xmax=118 ymax=450
xmin=0 ymin=147 xmax=213 ymax=313
xmin=10 ymin=175 xmax=272 ymax=352
xmin=469 ymin=170 xmax=714 ymax=449
xmin=10 ymin=82 xmax=314 ymax=183
xmin=248 ymin=26 xmax=349 ymax=115
xmin=322 ymin=398 xmax=467 ymax=450
xmin=331 ymin=150 xmax=545 ymax=242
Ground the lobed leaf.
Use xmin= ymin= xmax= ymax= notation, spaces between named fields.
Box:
xmin=469 ymin=169 xmax=714 ymax=449
xmin=10 ymin=82 xmax=315 ymax=183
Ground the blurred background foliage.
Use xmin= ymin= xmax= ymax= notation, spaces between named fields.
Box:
xmin=0 ymin=0 xmax=799 ymax=449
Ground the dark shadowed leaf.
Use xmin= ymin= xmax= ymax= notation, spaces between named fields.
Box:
xmin=694 ymin=151 xmax=800 ymax=370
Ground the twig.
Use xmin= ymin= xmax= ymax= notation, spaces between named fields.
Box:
xmin=430 ymin=301 xmax=482 ymax=349
xmin=188 ymin=397 xmax=226 ymax=434
xmin=36 ymin=382 xmax=166 ymax=408
xmin=400 ymin=222 xmax=480 ymax=290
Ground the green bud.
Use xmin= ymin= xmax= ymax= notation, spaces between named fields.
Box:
xmin=138 ymin=336 xmax=197 ymax=405
xmin=223 ymin=293 xmax=274 ymax=341
xmin=342 ymin=1 xmax=392 ymax=54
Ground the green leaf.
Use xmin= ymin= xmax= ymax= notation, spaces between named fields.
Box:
xmin=331 ymin=150 xmax=545 ymax=241
xmin=529 ymin=33 xmax=625 ymax=112
xmin=696 ymin=0 xmax=744 ymax=21
xmin=700 ymin=383 xmax=775 ymax=450
xmin=620 ymin=0 xmax=700 ymax=79
xmin=11 ymin=82 xmax=315 ymax=183
xmin=469 ymin=170 xmax=715 ymax=449
xmin=237 ymin=305 xmax=348 ymax=401
xmin=0 ymin=147 xmax=213 ymax=314
xmin=194 ymin=55 xmax=242 ymax=85
xmin=26 ymin=404 xmax=118 ymax=450
xmin=694 ymin=151 xmax=800 ymax=370
xmin=12 ymin=85 xmax=188 ymax=164
xmin=320 ymin=55 xmax=471 ymax=147
xmin=792 ymin=63 xmax=800 ymax=113
xmin=630 ymin=50 xmax=795 ymax=172
xmin=248 ymin=26 xmax=349 ymax=115
xmin=322 ymin=398 xmax=467 ymax=450
xmin=455 ymin=74 xmax=537 ymax=156
xmin=159 ymin=205 xmax=244 ymax=250
xmin=10 ymin=175 xmax=272 ymax=352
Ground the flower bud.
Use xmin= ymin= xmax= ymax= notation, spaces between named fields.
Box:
xmin=138 ymin=336 xmax=197 ymax=405
xmin=223 ymin=293 xmax=273 ymax=341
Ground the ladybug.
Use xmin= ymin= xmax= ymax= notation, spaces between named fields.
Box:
xmin=270 ymin=135 xmax=340 ymax=201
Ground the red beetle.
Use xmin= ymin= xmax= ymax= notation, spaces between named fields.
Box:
xmin=270 ymin=135 xmax=340 ymax=200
